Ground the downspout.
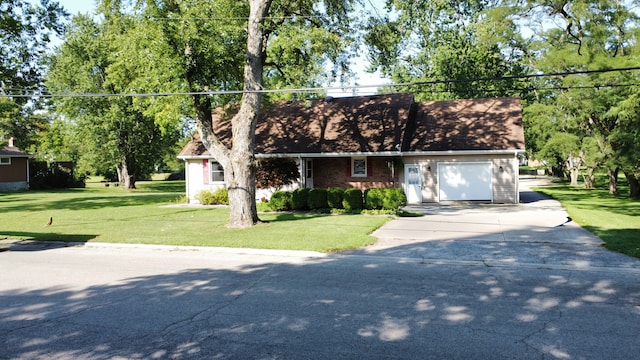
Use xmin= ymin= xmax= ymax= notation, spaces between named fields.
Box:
xmin=184 ymin=159 xmax=190 ymax=203
xmin=514 ymin=152 xmax=519 ymax=204
xmin=26 ymin=157 xmax=30 ymax=190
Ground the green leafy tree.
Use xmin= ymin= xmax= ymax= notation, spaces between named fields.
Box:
xmin=110 ymin=0 xmax=358 ymax=227
xmin=46 ymin=14 xmax=181 ymax=188
xmin=0 ymin=0 xmax=66 ymax=148
xmin=518 ymin=0 xmax=640 ymax=195
xmin=365 ymin=0 xmax=531 ymax=101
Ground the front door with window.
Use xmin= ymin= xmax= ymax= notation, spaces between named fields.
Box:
xmin=405 ymin=164 xmax=422 ymax=203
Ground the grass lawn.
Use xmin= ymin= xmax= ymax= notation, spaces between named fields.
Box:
xmin=535 ymin=184 xmax=640 ymax=259
xmin=0 ymin=179 xmax=389 ymax=253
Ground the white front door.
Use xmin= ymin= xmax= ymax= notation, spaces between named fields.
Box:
xmin=405 ymin=164 xmax=422 ymax=203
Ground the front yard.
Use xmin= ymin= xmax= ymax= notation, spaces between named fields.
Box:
xmin=0 ymin=180 xmax=389 ymax=253
xmin=536 ymin=183 xmax=640 ymax=259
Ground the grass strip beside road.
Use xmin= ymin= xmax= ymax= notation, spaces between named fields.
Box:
xmin=535 ymin=186 xmax=640 ymax=259
xmin=0 ymin=181 xmax=389 ymax=253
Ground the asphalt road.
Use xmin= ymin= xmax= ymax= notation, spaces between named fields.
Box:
xmin=1 ymin=180 xmax=640 ymax=359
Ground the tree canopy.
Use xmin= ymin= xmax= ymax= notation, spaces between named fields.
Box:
xmin=0 ymin=0 xmax=66 ymax=148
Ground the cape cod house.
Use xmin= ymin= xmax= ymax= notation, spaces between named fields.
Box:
xmin=0 ymin=138 xmax=32 ymax=191
xmin=178 ymin=93 xmax=525 ymax=204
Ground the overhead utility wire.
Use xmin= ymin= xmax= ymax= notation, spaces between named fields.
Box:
xmin=3 ymin=66 xmax=640 ymax=98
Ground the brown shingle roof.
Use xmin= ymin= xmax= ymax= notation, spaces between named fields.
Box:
xmin=409 ymin=97 xmax=525 ymax=152
xmin=0 ymin=145 xmax=30 ymax=157
xmin=179 ymin=93 xmax=414 ymax=156
xmin=178 ymin=95 xmax=525 ymax=158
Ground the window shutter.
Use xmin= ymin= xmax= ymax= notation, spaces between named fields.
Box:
xmin=367 ymin=158 xmax=372 ymax=177
xmin=203 ymin=160 xmax=209 ymax=184
xmin=346 ymin=158 xmax=351 ymax=177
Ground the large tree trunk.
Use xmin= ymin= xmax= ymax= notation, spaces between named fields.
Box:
xmin=583 ymin=167 xmax=595 ymax=189
xmin=608 ymin=167 xmax=619 ymax=194
xmin=118 ymin=156 xmax=136 ymax=190
xmin=195 ymin=0 xmax=270 ymax=228
xmin=623 ymin=170 xmax=640 ymax=199
xmin=567 ymin=155 xmax=582 ymax=186
xmin=223 ymin=0 xmax=271 ymax=228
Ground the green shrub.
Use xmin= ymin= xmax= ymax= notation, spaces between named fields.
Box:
xmin=382 ymin=187 xmax=407 ymax=210
xmin=292 ymin=188 xmax=310 ymax=210
xmin=308 ymin=188 xmax=328 ymax=209
xmin=327 ymin=187 xmax=345 ymax=209
xmin=342 ymin=188 xmax=363 ymax=211
xmin=364 ymin=187 xmax=407 ymax=210
xmin=364 ymin=188 xmax=385 ymax=210
xmin=269 ymin=191 xmax=293 ymax=211
xmin=195 ymin=188 xmax=228 ymax=205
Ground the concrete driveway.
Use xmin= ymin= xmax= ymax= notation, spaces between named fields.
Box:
xmin=348 ymin=176 xmax=640 ymax=271
xmin=1 ymin=177 xmax=639 ymax=359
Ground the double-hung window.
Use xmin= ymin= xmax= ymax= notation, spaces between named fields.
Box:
xmin=351 ymin=157 xmax=367 ymax=177
xmin=209 ymin=161 xmax=224 ymax=183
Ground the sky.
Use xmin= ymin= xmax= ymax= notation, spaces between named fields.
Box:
xmin=54 ymin=0 xmax=387 ymax=97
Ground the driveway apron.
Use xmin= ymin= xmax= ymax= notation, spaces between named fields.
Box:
xmin=348 ymin=177 xmax=640 ymax=272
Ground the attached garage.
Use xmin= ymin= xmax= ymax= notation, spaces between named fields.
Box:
xmin=402 ymin=97 xmax=525 ymax=204
xmin=438 ymin=162 xmax=492 ymax=201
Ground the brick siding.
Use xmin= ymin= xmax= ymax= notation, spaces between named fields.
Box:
xmin=313 ymin=157 xmax=400 ymax=190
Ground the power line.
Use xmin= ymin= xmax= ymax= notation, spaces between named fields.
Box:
xmin=2 ymin=66 xmax=640 ymax=99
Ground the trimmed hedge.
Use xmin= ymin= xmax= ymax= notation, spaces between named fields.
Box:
xmin=382 ymin=187 xmax=407 ymax=209
xmin=308 ymin=188 xmax=328 ymax=209
xmin=342 ymin=188 xmax=363 ymax=211
xmin=327 ymin=187 xmax=345 ymax=209
xmin=292 ymin=188 xmax=310 ymax=210
xmin=266 ymin=187 xmax=405 ymax=212
xmin=364 ymin=188 xmax=384 ymax=210
xmin=365 ymin=187 xmax=407 ymax=210
xmin=269 ymin=191 xmax=292 ymax=211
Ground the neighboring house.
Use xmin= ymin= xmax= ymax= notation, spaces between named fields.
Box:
xmin=0 ymin=138 xmax=32 ymax=191
xmin=178 ymin=93 xmax=525 ymax=204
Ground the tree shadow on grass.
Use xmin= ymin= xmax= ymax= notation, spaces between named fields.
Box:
xmin=584 ymin=227 xmax=640 ymax=259
xmin=0 ymin=193 xmax=182 ymax=213
xmin=134 ymin=180 xmax=186 ymax=193
xmin=0 ymin=233 xmax=96 ymax=252
xmin=263 ymin=212 xmax=332 ymax=223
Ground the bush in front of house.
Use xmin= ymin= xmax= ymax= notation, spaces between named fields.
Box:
xmin=308 ymin=188 xmax=328 ymax=209
xmin=364 ymin=187 xmax=408 ymax=210
xmin=195 ymin=188 xmax=228 ymax=205
xmin=269 ymin=191 xmax=292 ymax=211
xmin=342 ymin=188 xmax=363 ymax=211
xmin=382 ymin=187 xmax=407 ymax=210
xmin=327 ymin=187 xmax=344 ymax=209
xmin=292 ymin=188 xmax=310 ymax=210
xmin=364 ymin=188 xmax=384 ymax=210
xmin=256 ymin=158 xmax=300 ymax=189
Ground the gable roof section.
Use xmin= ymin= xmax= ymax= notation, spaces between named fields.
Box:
xmin=179 ymin=93 xmax=414 ymax=157
xmin=0 ymin=144 xmax=31 ymax=158
xmin=408 ymin=97 xmax=525 ymax=152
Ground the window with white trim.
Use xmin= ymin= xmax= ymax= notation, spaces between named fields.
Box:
xmin=0 ymin=157 xmax=10 ymax=165
xmin=351 ymin=157 xmax=367 ymax=177
xmin=209 ymin=161 xmax=224 ymax=182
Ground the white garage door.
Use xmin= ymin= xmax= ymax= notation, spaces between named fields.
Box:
xmin=438 ymin=162 xmax=492 ymax=201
